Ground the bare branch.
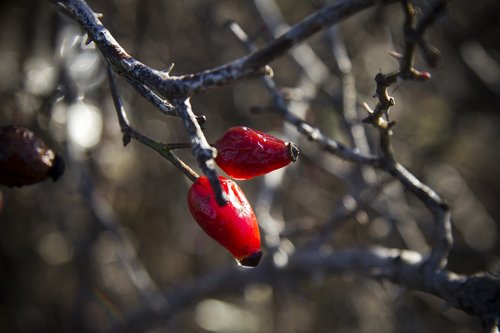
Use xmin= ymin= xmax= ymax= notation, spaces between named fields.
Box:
xmin=111 ymin=247 xmax=500 ymax=332
xmin=388 ymin=163 xmax=452 ymax=269
xmin=53 ymin=0 xmax=398 ymax=98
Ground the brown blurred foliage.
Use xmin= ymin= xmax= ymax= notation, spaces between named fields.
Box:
xmin=0 ymin=0 xmax=499 ymax=332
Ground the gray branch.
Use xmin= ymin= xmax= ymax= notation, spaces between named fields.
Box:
xmin=111 ymin=247 xmax=500 ymax=332
xmin=54 ymin=0 xmax=397 ymax=98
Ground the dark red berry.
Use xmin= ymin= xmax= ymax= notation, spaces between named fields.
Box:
xmin=214 ymin=126 xmax=299 ymax=180
xmin=187 ymin=175 xmax=262 ymax=267
xmin=0 ymin=126 xmax=65 ymax=187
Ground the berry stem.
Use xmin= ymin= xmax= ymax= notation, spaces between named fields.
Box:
xmin=107 ymin=66 xmax=199 ymax=183
xmin=175 ymin=98 xmax=228 ymax=206
xmin=163 ymin=143 xmax=193 ymax=150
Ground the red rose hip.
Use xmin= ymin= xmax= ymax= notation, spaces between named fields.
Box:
xmin=214 ymin=126 xmax=299 ymax=180
xmin=187 ymin=175 xmax=262 ymax=267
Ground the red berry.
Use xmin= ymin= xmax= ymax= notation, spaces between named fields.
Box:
xmin=0 ymin=126 xmax=65 ymax=187
xmin=214 ymin=126 xmax=299 ymax=180
xmin=187 ymin=176 xmax=262 ymax=267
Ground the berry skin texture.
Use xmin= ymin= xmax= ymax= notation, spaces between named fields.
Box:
xmin=214 ymin=126 xmax=299 ymax=180
xmin=187 ymin=176 xmax=262 ymax=267
xmin=0 ymin=126 xmax=65 ymax=187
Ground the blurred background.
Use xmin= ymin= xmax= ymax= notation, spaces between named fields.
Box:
xmin=0 ymin=0 xmax=499 ymax=332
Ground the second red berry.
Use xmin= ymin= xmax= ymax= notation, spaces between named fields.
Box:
xmin=214 ymin=126 xmax=299 ymax=180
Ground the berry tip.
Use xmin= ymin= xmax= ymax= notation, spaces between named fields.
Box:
xmin=238 ymin=251 xmax=263 ymax=268
xmin=287 ymin=142 xmax=300 ymax=162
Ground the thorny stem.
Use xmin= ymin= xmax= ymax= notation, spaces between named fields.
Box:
xmin=400 ymin=0 xmax=452 ymax=75
xmin=174 ymin=98 xmax=227 ymax=206
xmin=123 ymin=76 xmax=177 ymax=116
xmin=123 ymin=75 xmax=206 ymax=125
xmin=363 ymin=72 xmax=452 ymax=269
xmin=360 ymin=0 xmax=453 ymax=270
xmin=107 ymin=66 xmax=199 ymax=183
xmin=363 ymin=72 xmax=398 ymax=127
xmin=53 ymin=0 xmax=399 ymax=98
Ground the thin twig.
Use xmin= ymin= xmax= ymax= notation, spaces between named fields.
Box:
xmin=252 ymin=0 xmax=331 ymax=87
xmin=316 ymin=178 xmax=393 ymax=244
xmin=124 ymin=76 xmax=206 ymax=125
xmin=242 ymin=0 xmax=398 ymax=70
xmin=400 ymin=0 xmax=418 ymax=76
xmin=400 ymin=0 xmax=451 ymax=76
xmin=124 ymin=76 xmax=177 ymax=116
xmin=361 ymin=74 xmax=452 ymax=270
xmin=263 ymin=74 xmax=381 ymax=165
xmin=107 ymin=66 xmax=199 ymax=183
xmin=174 ymin=98 xmax=227 ymax=205
xmin=388 ymin=163 xmax=451 ymax=268
xmin=328 ymin=26 xmax=377 ymax=184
